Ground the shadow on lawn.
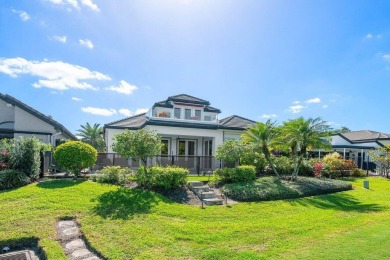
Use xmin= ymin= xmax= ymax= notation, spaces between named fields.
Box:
xmin=37 ymin=179 xmax=85 ymax=189
xmin=92 ymin=187 xmax=160 ymax=219
xmin=0 ymin=236 xmax=47 ymax=259
xmin=288 ymin=192 xmax=384 ymax=212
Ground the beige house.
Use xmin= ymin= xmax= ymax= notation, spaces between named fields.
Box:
xmin=0 ymin=93 xmax=76 ymax=145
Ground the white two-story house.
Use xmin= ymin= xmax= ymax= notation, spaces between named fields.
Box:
xmin=103 ymin=94 xmax=255 ymax=173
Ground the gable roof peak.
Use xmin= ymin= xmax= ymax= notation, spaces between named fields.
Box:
xmin=167 ymin=94 xmax=210 ymax=105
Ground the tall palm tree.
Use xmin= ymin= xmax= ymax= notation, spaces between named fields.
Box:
xmin=281 ymin=117 xmax=331 ymax=180
xmin=242 ymin=120 xmax=280 ymax=178
xmin=76 ymin=123 xmax=106 ymax=152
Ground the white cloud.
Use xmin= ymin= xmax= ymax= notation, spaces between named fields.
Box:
xmin=81 ymin=0 xmax=100 ymax=12
xmin=365 ymin=33 xmax=382 ymax=39
xmin=48 ymin=0 xmax=79 ymax=9
xmin=289 ymin=105 xmax=304 ymax=114
xmin=79 ymin=39 xmax=94 ymax=49
xmin=322 ymin=105 xmax=328 ymax=109
xmin=106 ymin=80 xmax=138 ymax=95
xmin=118 ymin=108 xmax=133 ymax=117
xmin=12 ymin=9 xmax=30 ymax=22
xmin=81 ymin=107 xmax=117 ymax=116
xmin=51 ymin=35 xmax=67 ymax=43
xmin=383 ymin=54 xmax=390 ymax=62
xmin=306 ymin=97 xmax=321 ymax=104
xmin=135 ymin=108 xmax=149 ymax=115
xmin=261 ymin=114 xmax=278 ymax=119
xmin=72 ymin=97 xmax=83 ymax=101
xmin=0 ymin=57 xmax=110 ymax=91
xmin=292 ymin=101 xmax=300 ymax=104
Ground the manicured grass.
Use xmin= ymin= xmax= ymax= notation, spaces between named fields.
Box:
xmin=1 ymin=177 xmax=390 ymax=259
xmin=222 ymin=176 xmax=352 ymax=201
xmin=187 ymin=175 xmax=213 ymax=182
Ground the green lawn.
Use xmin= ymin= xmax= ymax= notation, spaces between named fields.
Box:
xmin=0 ymin=177 xmax=389 ymax=259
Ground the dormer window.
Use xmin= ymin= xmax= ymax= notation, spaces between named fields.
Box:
xmin=185 ymin=109 xmax=191 ymax=120
xmin=194 ymin=110 xmax=201 ymax=120
xmin=174 ymin=108 xmax=181 ymax=119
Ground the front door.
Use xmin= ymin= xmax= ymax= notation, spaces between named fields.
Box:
xmin=177 ymin=139 xmax=196 ymax=170
xmin=203 ymin=139 xmax=213 ymax=169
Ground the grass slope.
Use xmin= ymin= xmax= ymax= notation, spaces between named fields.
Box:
xmin=0 ymin=177 xmax=389 ymax=259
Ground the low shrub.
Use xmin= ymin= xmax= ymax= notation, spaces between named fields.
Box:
xmin=136 ymin=166 xmax=188 ymax=190
xmin=264 ymin=156 xmax=293 ymax=176
xmin=222 ymin=176 xmax=352 ymax=202
xmin=0 ymin=169 xmax=30 ymax=190
xmin=213 ymin=165 xmax=256 ymax=183
xmin=350 ymin=168 xmax=366 ymax=177
xmin=92 ymin=166 xmax=132 ymax=185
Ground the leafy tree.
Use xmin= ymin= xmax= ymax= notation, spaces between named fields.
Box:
xmin=281 ymin=117 xmax=331 ymax=180
xmin=215 ymin=139 xmax=246 ymax=165
xmin=10 ymin=137 xmax=41 ymax=180
xmin=241 ymin=120 xmax=280 ymax=178
xmin=76 ymin=123 xmax=106 ymax=152
xmin=112 ymin=129 xmax=162 ymax=175
xmin=54 ymin=141 xmax=97 ymax=178
xmin=369 ymin=144 xmax=390 ymax=177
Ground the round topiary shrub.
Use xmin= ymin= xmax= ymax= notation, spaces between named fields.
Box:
xmin=54 ymin=141 xmax=97 ymax=178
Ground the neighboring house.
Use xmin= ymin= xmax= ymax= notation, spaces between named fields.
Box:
xmin=103 ymin=94 xmax=255 ymax=172
xmin=319 ymin=130 xmax=390 ymax=169
xmin=0 ymin=93 xmax=77 ymax=145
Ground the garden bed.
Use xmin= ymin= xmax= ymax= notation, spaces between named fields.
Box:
xmin=222 ymin=176 xmax=353 ymax=202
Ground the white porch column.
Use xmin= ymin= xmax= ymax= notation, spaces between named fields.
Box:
xmin=361 ymin=149 xmax=364 ymax=168
xmin=343 ymin=148 xmax=346 ymax=159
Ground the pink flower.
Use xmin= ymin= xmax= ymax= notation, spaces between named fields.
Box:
xmin=1 ymin=150 xmax=7 ymax=155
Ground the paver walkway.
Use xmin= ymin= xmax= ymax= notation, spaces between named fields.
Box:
xmin=57 ymin=220 xmax=101 ymax=260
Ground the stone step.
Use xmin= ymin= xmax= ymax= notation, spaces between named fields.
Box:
xmin=191 ymin=186 xmax=210 ymax=194
xmin=187 ymin=181 xmax=204 ymax=188
xmin=199 ymin=191 xmax=216 ymax=199
xmin=203 ymin=198 xmax=224 ymax=206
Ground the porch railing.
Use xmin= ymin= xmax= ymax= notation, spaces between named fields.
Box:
xmin=90 ymin=153 xmax=220 ymax=174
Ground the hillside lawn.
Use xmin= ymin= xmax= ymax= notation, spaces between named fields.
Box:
xmin=0 ymin=177 xmax=389 ymax=259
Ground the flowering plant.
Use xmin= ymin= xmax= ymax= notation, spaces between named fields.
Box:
xmin=314 ymin=162 xmax=323 ymax=178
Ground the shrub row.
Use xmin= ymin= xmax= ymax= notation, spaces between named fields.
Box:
xmin=91 ymin=166 xmax=132 ymax=185
xmin=214 ymin=165 xmax=256 ymax=183
xmin=136 ymin=166 xmax=188 ymax=190
xmin=0 ymin=169 xmax=30 ymax=190
xmin=222 ymin=176 xmax=353 ymax=202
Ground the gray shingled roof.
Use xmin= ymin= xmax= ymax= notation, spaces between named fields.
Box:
xmin=0 ymin=93 xmax=77 ymax=140
xmin=339 ymin=130 xmax=390 ymax=142
xmin=219 ymin=115 xmax=256 ymax=129
xmin=167 ymin=94 xmax=210 ymax=105
xmin=105 ymin=113 xmax=148 ymax=128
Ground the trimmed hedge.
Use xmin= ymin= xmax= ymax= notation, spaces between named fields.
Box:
xmin=222 ymin=176 xmax=352 ymax=202
xmin=92 ymin=166 xmax=132 ymax=185
xmin=54 ymin=141 xmax=97 ymax=177
xmin=136 ymin=166 xmax=188 ymax=190
xmin=0 ymin=169 xmax=30 ymax=190
xmin=214 ymin=165 xmax=256 ymax=183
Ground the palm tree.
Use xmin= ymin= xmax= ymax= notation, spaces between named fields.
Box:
xmin=76 ymin=123 xmax=106 ymax=152
xmin=242 ymin=120 xmax=280 ymax=178
xmin=281 ymin=117 xmax=331 ymax=180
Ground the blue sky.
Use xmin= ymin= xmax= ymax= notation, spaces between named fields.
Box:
xmin=1 ymin=0 xmax=390 ymax=134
